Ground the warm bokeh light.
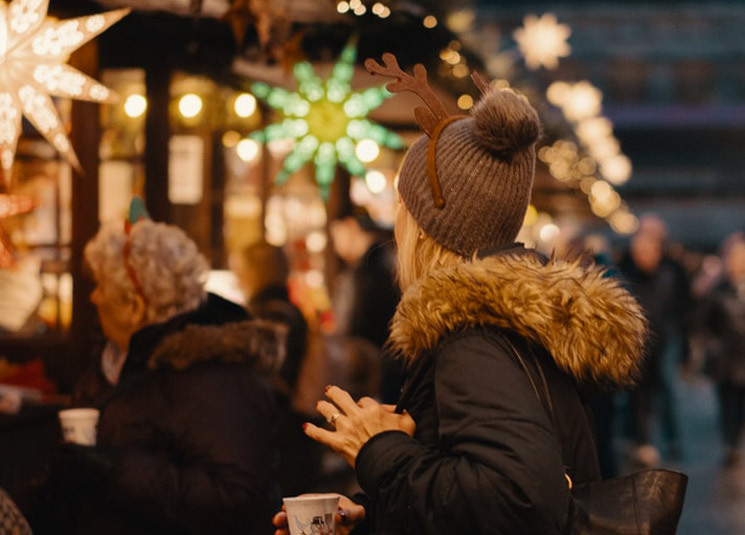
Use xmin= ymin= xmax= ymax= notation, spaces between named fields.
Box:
xmin=446 ymin=9 xmax=476 ymax=33
xmin=123 ymin=94 xmax=147 ymax=118
xmin=423 ymin=15 xmax=438 ymax=28
xmin=457 ymin=94 xmax=474 ymax=110
xmin=576 ymin=117 xmax=613 ymax=143
xmin=179 ymin=93 xmax=203 ymax=118
xmin=600 ymin=154 xmax=632 ymax=185
xmin=452 ymin=64 xmax=470 ymax=78
xmin=365 ymin=170 xmax=387 ymax=194
xmin=355 ymin=139 xmax=380 ymax=163
xmin=539 ymin=223 xmax=561 ymax=243
xmin=608 ymin=210 xmax=639 ymax=235
xmin=222 ymin=130 xmax=241 ymax=148
xmin=562 ymin=82 xmax=602 ymax=122
xmin=234 ymin=93 xmax=257 ymax=117
xmin=236 ymin=138 xmax=260 ymax=162
xmin=306 ymin=231 xmax=328 ymax=253
xmin=305 ymin=270 xmax=324 ymax=288
xmin=337 ymin=1 xmax=350 ymax=13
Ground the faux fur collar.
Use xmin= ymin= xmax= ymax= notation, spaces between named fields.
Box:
xmin=388 ymin=252 xmax=648 ymax=386
xmin=147 ymin=319 xmax=286 ymax=373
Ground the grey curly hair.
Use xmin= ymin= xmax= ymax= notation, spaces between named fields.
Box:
xmin=84 ymin=220 xmax=209 ymax=324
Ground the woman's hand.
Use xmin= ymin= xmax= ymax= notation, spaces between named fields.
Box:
xmin=304 ymin=385 xmax=416 ymax=466
xmin=272 ymin=494 xmax=365 ymax=535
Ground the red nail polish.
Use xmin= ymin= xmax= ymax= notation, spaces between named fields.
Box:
xmin=325 ymin=385 xmax=331 ymax=393
xmin=302 ymin=423 xmax=309 ymax=431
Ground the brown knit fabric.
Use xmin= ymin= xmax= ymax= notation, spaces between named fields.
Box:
xmin=398 ymin=88 xmax=540 ymax=257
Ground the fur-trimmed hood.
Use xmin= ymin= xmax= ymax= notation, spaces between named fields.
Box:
xmin=147 ymin=318 xmax=286 ymax=373
xmin=388 ymin=250 xmax=648 ymax=386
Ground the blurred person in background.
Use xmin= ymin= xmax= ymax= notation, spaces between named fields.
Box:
xmin=619 ymin=214 xmax=685 ymax=465
xmin=701 ymin=233 xmax=745 ymax=467
xmin=235 ymin=239 xmax=323 ymax=496
xmin=330 ymin=213 xmax=402 ymax=404
xmin=34 ymin=204 xmax=284 ymax=535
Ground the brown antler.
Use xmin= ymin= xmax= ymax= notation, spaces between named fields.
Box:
xmin=471 ymin=71 xmax=492 ymax=96
xmin=364 ymin=53 xmax=448 ymax=137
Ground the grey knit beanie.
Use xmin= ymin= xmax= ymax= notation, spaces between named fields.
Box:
xmin=398 ymin=89 xmax=541 ymax=257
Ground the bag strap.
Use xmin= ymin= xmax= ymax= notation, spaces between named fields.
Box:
xmin=501 ymin=334 xmax=572 ymax=489
xmin=501 ymin=335 xmax=560 ymax=433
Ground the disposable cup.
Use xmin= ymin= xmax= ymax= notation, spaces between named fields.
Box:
xmin=283 ymin=494 xmax=340 ymax=535
xmin=58 ymin=408 xmax=100 ymax=446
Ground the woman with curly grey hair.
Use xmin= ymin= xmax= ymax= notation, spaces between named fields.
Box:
xmin=36 ymin=205 xmax=285 ymax=535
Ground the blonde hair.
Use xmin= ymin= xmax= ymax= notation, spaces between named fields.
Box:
xmin=84 ymin=220 xmax=209 ymax=324
xmin=395 ymin=204 xmax=462 ymax=291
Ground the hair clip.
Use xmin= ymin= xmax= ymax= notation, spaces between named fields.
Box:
xmin=122 ymin=197 xmax=150 ymax=304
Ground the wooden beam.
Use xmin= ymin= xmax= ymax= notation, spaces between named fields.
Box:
xmin=66 ymin=40 xmax=101 ymax=391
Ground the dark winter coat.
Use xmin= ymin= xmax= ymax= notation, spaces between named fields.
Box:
xmin=354 ymin=247 xmax=648 ymax=535
xmin=703 ymin=281 xmax=745 ymax=385
xmin=618 ymin=251 xmax=686 ymax=385
xmin=246 ymin=284 xmax=324 ymax=496
xmin=69 ymin=294 xmax=285 ymax=535
xmin=347 ymin=240 xmax=400 ymax=349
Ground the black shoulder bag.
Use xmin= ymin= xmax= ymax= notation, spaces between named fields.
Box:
xmin=503 ymin=336 xmax=688 ymax=535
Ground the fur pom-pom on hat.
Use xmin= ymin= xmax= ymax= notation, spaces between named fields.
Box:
xmin=472 ymin=89 xmax=541 ymax=157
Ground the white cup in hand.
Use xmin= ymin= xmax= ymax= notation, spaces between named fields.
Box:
xmin=283 ymin=494 xmax=340 ymax=535
xmin=58 ymin=408 xmax=100 ymax=446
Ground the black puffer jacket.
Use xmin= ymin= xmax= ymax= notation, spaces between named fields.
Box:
xmin=354 ymin=247 xmax=648 ymax=535
xmin=73 ymin=294 xmax=284 ymax=535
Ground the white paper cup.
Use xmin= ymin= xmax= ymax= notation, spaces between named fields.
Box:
xmin=58 ymin=408 xmax=100 ymax=446
xmin=283 ymin=494 xmax=340 ymax=535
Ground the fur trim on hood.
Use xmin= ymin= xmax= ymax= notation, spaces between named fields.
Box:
xmin=388 ymin=252 xmax=648 ymax=386
xmin=147 ymin=319 xmax=287 ymax=373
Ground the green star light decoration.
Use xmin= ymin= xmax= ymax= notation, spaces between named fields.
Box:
xmin=250 ymin=42 xmax=404 ymax=198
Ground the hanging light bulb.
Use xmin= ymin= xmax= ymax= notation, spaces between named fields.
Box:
xmin=355 ymin=139 xmax=380 ymax=162
xmin=179 ymin=93 xmax=203 ymax=118
xmin=234 ymin=93 xmax=257 ymax=117
xmin=124 ymin=94 xmax=147 ymax=118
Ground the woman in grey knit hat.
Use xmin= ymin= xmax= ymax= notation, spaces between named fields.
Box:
xmin=274 ymin=55 xmax=648 ymax=535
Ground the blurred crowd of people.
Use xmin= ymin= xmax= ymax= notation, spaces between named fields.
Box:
xmin=569 ymin=213 xmax=745 ymax=474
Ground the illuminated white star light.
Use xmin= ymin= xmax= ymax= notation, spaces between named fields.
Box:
xmin=513 ymin=13 xmax=571 ymax=70
xmin=0 ymin=1 xmax=129 ymax=179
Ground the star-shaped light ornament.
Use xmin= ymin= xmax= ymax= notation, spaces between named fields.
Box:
xmin=0 ymin=1 xmax=130 ymax=182
xmin=250 ymin=42 xmax=404 ymax=198
xmin=513 ymin=13 xmax=571 ymax=70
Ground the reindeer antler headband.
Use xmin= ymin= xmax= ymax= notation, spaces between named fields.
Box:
xmin=364 ymin=53 xmax=491 ymax=209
